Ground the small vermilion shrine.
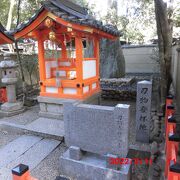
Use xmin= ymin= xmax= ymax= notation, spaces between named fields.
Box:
xmin=11 ymin=0 xmax=121 ymax=100
xmin=10 ymin=0 xmax=121 ymax=118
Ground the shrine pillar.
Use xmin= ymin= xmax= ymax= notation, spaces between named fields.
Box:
xmin=38 ymin=37 xmax=46 ymax=94
xmin=75 ymin=36 xmax=83 ymax=96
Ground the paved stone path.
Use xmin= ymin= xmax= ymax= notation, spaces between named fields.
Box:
xmin=0 ymin=135 xmax=60 ymax=180
xmin=0 ymin=117 xmax=64 ymax=141
xmin=26 ymin=117 xmax=64 ymax=138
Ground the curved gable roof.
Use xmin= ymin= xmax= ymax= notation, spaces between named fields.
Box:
xmin=8 ymin=0 xmax=122 ymax=38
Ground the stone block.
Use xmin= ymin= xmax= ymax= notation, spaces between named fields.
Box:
xmin=69 ymin=146 xmax=83 ymax=161
xmin=136 ymin=81 xmax=152 ymax=143
xmin=39 ymin=103 xmax=47 ymax=112
xmin=59 ymin=149 xmax=131 ymax=180
xmin=47 ymin=104 xmax=63 ymax=114
xmin=38 ymin=96 xmax=79 ymax=119
xmin=64 ymin=103 xmax=130 ymax=157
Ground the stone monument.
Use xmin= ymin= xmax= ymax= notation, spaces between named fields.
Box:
xmin=136 ymin=80 xmax=152 ymax=143
xmin=0 ymin=53 xmax=24 ymax=116
xmin=60 ymin=102 xmax=132 ymax=180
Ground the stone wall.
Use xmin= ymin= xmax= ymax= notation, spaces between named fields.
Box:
xmin=122 ymin=45 xmax=160 ymax=74
xmin=100 ymin=78 xmax=136 ymax=101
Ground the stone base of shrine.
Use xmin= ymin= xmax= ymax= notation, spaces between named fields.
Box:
xmin=38 ymin=93 xmax=101 ymax=120
xmin=0 ymin=102 xmax=25 ymax=117
xmin=38 ymin=96 xmax=78 ymax=119
xmin=59 ymin=149 xmax=132 ymax=180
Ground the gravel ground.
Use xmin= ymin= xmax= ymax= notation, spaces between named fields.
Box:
xmin=0 ymin=105 xmax=40 ymax=125
xmin=32 ymin=143 xmax=68 ymax=180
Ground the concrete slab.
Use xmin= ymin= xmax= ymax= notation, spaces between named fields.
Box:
xmin=0 ymin=135 xmax=42 ymax=168
xmin=7 ymin=139 xmax=60 ymax=169
xmin=0 ymin=167 xmax=11 ymax=180
xmin=60 ymin=150 xmax=132 ymax=180
xmin=0 ymin=138 xmax=60 ymax=179
xmin=26 ymin=118 xmax=64 ymax=137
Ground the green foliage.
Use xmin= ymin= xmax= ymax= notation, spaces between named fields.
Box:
xmin=0 ymin=0 xmax=10 ymax=27
xmin=70 ymin=0 xmax=88 ymax=7
xmin=0 ymin=0 xmax=179 ymax=43
xmin=0 ymin=0 xmax=43 ymax=28
xmin=20 ymin=53 xmax=39 ymax=85
xmin=174 ymin=5 xmax=180 ymax=27
xmin=103 ymin=0 xmax=156 ymax=44
xmin=18 ymin=0 xmax=42 ymax=24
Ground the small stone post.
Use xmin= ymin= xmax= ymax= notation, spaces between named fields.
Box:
xmin=136 ymin=80 xmax=152 ymax=143
xmin=0 ymin=53 xmax=24 ymax=116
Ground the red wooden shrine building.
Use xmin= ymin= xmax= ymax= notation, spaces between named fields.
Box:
xmin=10 ymin=0 xmax=121 ymax=100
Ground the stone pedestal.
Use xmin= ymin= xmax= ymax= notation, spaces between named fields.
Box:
xmin=60 ymin=150 xmax=131 ymax=180
xmin=38 ymin=92 xmax=101 ymax=119
xmin=0 ymin=53 xmax=24 ymax=117
xmin=0 ymin=102 xmax=24 ymax=117
xmin=38 ymin=96 xmax=78 ymax=119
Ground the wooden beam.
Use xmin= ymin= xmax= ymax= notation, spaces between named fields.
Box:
xmin=94 ymin=37 xmax=100 ymax=90
xmin=14 ymin=10 xmax=48 ymax=40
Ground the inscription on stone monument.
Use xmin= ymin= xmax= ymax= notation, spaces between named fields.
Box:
xmin=136 ymin=80 xmax=152 ymax=143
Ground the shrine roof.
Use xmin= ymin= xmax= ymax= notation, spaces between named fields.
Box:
xmin=7 ymin=0 xmax=122 ymax=38
xmin=0 ymin=23 xmax=14 ymax=44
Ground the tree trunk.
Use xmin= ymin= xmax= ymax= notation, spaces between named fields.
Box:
xmin=16 ymin=0 xmax=25 ymax=82
xmin=154 ymin=0 xmax=173 ymax=111
xmin=6 ymin=0 xmax=15 ymax=30
xmin=6 ymin=0 xmax=15 ymax=52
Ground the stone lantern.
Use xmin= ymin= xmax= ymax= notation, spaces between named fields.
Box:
xmin=0 ymin=53 xmax=24 ymax=116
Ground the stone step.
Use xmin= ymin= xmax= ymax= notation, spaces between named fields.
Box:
xmin=0 ymin=135 xmax=42 ymax=168
xmin=0 ymin=117 xmax=64 ymax=141
xmin=26 ymin=117 xmax=64 ymax=138
xmin=0 ymin=136 xmax=60 ymax=179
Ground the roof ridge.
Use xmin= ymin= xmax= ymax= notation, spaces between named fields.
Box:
xmin=45 ymin=0 xmax=88 ymax=19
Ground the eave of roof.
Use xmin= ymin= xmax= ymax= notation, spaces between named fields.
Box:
xmin=7 ymin=0 xmax=122 ymax=38
xmin=0 ymin=23 xmax=14 ymax=44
